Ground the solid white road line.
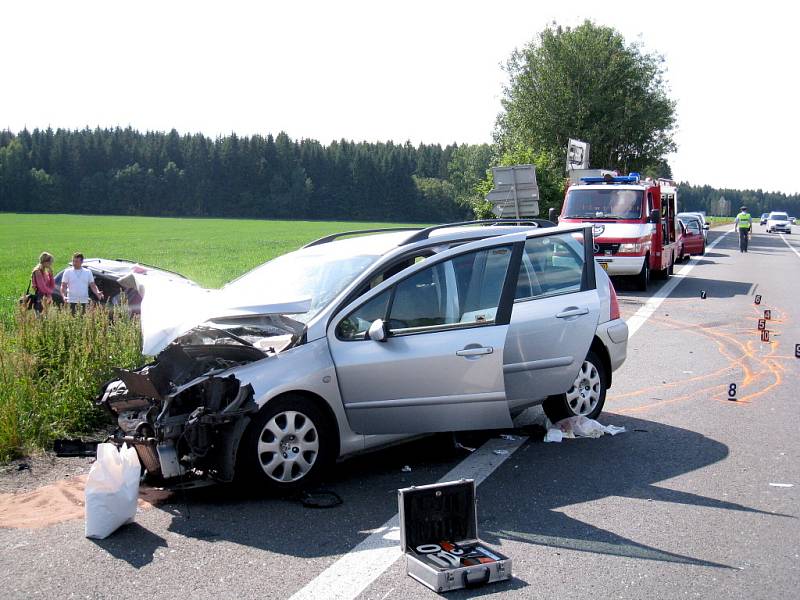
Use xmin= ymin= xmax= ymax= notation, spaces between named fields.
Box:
xmin=780 ymin=233 xmax=800 ymax=259
xmin=626 ymin=229 xmax=731 ymax=338
xmin=288 ymin=436 xmax=528 ymax=600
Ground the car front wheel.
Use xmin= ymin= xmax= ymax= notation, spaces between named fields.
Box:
xmin=543 ymin=350 xmax=608 ymax=422
xmin=238 ymin=394 xmax=336 ymax=492
xmin=634 ymin=256 xmax=649 ymax=291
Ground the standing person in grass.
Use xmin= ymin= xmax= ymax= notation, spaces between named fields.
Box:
xmin=60 ymin=252 xmax=103 ymax=314
xmin=30 ymin=251 xmax=56 ymax=312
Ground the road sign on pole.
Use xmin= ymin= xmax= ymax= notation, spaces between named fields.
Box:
xmin=566 ymin=138 xmax=590 ymax=172
xmin=486 ymin=165 xmax=539 ymax=218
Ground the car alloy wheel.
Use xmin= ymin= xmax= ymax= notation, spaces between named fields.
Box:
xmin=239 ymin=394 xmax=336 ymax=491
xmin=543 ymin=350 xmax=608 ymax=422
xmin=564 ymin=360 xmax=603 ymax=416
xmin=257 ymin=410 xmax=320 ymax=483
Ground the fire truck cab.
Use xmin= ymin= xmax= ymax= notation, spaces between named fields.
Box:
xmin=558 ymin=172 xmax=678 ymax=290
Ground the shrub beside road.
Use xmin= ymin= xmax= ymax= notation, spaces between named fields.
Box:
xmin=0 ymin=305 xmax=143 ymax=462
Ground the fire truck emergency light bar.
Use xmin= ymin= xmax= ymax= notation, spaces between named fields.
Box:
xmin=580 ymin=172 xmax=641 ymax=184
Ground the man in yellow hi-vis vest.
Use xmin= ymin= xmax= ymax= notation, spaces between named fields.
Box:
xmin=734 ymin=206 xmax=752 ymax=252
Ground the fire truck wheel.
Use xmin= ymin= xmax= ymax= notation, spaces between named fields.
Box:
xmin=653 ymin=263 xmax=669 ymax=280
xmin=634 ymin=257 xmax=649 ymax=291
xmin=543 ymin=351 xmax=608 ymax=422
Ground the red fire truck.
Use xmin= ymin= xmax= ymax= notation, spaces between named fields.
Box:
xmin=556 ymin=171 xmax=679 ymax=290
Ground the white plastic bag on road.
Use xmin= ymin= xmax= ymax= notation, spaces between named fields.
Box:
xmin=543 ymin=416 xmax=626 ymax=442
xmin=85 ymin=443 xmax=141 ymax=539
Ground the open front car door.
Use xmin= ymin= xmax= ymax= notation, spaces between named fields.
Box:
xmin=327 ymin=233 xmax=526 ymax=435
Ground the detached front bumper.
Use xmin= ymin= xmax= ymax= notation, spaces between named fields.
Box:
xmin=596 ymin=317 xmax=628 ymax=373
xmin=594 ymin=255 xmax=644 ymax=276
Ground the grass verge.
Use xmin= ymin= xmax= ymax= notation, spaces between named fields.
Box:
xmin=0 ymin=304 xmax=143 ymax=462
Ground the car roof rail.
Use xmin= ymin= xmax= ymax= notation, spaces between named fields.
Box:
xmin=302 ymin=227 xmax=421 ymax=248
xmin=399 ymin=218 xmax=556 ymax=246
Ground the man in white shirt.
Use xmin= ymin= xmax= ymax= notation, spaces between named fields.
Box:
xmin=60 ymin=252 xmax=103 ymax=314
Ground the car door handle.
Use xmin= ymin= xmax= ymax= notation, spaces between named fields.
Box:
xmin=456 ymin=346 xmax=494 ymax=357
xmin=556 ymin=307 xmax=589 ymax=319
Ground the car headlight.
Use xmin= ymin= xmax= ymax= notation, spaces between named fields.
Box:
xmin=618 ymin=242 xmax=642 ymax=253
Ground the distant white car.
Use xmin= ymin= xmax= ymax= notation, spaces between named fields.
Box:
xmin=766 ymin=211 xmax=792 ymax=234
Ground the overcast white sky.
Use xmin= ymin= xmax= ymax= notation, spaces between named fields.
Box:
xmin=2 ymin=1 xmax=798 ymax=193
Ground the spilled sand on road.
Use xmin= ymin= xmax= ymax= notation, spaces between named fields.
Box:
xmin=0 ymin=475 xmax=171 ymax=529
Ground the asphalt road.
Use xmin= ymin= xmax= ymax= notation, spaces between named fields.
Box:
xmin=2 ymin=225 xmax=798 ymax=599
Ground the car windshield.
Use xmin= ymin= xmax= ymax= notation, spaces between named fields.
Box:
xmin=770 ymin=214 xmax=788 ymax=221
xmin=563 ymin=188 xmax=643 ymax=219
xmin=223 ymin=248 xmax=382 ymax=322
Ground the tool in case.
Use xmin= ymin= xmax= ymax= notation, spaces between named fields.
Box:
xmin=398 ymin=478 xmax=512 ymax=592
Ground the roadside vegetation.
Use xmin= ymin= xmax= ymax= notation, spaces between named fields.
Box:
xmin=0 ymin=304 xmax=143 ymax=462
xmin=706 ymin=216 xmax=735 ymax=227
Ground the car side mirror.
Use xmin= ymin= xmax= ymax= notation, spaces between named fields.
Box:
xmin=548 ymin=207 xmax=559 ymax=223
xmin=367 ymin=319 xmax=389 ymax=342
xmin=703 ymin=223 xmax=709 ymax=230
xmin=648 ymin=209 xmax=661 ymax=225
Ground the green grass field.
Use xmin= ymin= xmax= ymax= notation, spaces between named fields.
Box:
xmin=0 ymin=212 xmax=422 ymax=460
xmin=0 ymin=213 xmax=419 ymax=319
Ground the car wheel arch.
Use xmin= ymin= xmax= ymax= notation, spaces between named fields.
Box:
xmin=252 ymin=389 xmax=341 ymax=458
xmin=589 ymin=336 xmax=612 ymax=389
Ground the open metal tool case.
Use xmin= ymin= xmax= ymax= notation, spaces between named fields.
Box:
xmin=398 ymin=479 xmax=512 ymax=592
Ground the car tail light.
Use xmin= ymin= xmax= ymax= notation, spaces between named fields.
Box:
xmin=609 ymin=279 xmax=621 ymax=321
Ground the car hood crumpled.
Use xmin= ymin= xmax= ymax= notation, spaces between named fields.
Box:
xmin=131 ymin=273 xmax=311 ymax=356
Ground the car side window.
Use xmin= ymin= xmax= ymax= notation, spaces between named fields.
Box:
xmin=515 ymin=233 xmax=585 ymax=300
xmin=388 ymin=245 xmax=513 ymax=333
xmin=336 ymin=244 xmax=513 ymax=339
xmin=336 ymin=289 xmax=391 ymax=340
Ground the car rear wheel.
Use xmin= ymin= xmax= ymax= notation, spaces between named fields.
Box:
xmin=238 ymin=394 xmax=336 ymax=493
xmin=543 ymin=350 xmax=608 ymax=423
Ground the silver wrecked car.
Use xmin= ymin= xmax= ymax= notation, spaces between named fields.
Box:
xmin=98 ymin=221 xmax=628 ymax=491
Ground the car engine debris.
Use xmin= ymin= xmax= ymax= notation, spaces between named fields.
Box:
xmin=98 ymin=315 xmax=306 ymax=484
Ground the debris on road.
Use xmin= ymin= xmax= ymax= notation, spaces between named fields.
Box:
xmin=85 ymin=443 xmax=141 ymax=539
xmin=401 ymin=465 xmax=412 ymax=473
xmin=499 ymin=434 xmax=519 ymax=441
xmin=543 ymin=416 xmax=626 ymax=443
xmin=54 ymin=439 xmax=100 ymax=457
xmin=492 ymin=449 xmax=510 ymax=456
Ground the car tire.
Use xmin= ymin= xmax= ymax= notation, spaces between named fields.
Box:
xmin=237 ymin=394 xmax=337 ymax=493
xmin=543 ymin=350 xmax=608 ymax=423
xmin=635 ymin=256 xmax=649 ymax=291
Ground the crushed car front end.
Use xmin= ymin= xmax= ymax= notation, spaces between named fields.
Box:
xmin=97 ymin=315 xmax=306 ymax=483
